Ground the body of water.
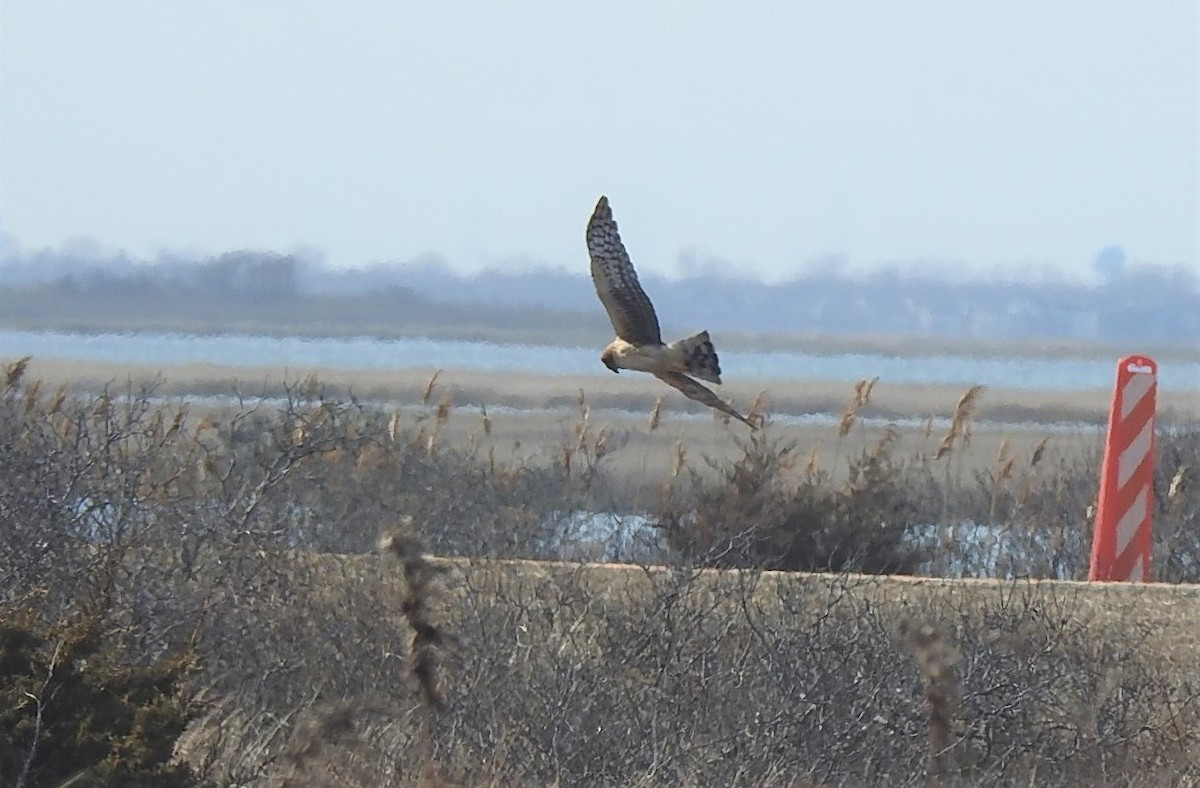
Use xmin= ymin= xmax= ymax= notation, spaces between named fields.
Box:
xmin=2 ymin=329 xmax=1198 ymax=392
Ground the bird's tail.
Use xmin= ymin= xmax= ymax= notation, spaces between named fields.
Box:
xmin=669 ymin=330 xmax=722 ymax=384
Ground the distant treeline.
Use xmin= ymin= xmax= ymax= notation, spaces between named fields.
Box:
xmin=0 ymin=249 xmax=610 ymax=345
xmin=1 ymin=247 xmax=1197 ymax=347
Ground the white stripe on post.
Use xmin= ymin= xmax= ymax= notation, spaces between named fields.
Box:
xmin=1089 ymin=355 xmax=1157 ymax=582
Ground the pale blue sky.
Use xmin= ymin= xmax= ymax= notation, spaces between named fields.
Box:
xmin=1 ymin=1 xmax=1196 ymax=282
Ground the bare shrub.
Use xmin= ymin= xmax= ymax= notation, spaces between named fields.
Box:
xmin=656 ymin=426 xmax=924 ymax=573
xmin=3 ymin=357 xmax=1199 ymax=785
xmin=1153 ymin=426 xmax=1200 ymax=582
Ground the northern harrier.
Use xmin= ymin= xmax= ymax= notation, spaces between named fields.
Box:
xmin=586 ymin=195 xmax=756 ymax=429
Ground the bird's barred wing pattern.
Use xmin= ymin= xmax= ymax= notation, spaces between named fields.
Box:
xmin=653 ymin=372 xmax=757 ymax=428
xmin=586 ymin=196 xmax=663 ymax=346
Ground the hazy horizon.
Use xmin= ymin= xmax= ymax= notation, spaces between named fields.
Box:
xmin=2 ymin=2 xmax=1196 ymax=283
xmin=3 ymin=245 xmax=1197 ymax=349
xmin=3 ymin=231 xmax=1199 ymax=283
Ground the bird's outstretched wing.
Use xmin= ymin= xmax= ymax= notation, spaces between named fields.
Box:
xmin=587 ymin=195 xmax=663 ymax=346
xmin=653 ymin=371 xmax=758 ymax=429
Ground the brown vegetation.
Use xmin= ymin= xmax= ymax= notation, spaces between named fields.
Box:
xmin=2 ymin=357 xmax=1199 ymax=785
xmin=19 ymin=357 xmax=1200 ymax=431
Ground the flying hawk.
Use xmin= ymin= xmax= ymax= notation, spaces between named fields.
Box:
xmin=586 ymin=195 xmax=756 ymax=429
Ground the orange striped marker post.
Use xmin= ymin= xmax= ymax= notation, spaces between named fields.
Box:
xmin=1088 ymin=354 xmax=1157 ymax=582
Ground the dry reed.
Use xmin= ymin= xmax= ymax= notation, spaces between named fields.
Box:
xmin=804 ymin=446 xmax=820 ymax=476
xmin=435 ymin=390 xmax=454 ymax=426
xmin=1030 ymin=436 xmax=1049 ymax=467
xmin=747 ymin=389 xmax=768 ymax=429
xmin=421 ymin=370 xmax=442 ymax=405
xmin=670 ymin=439 xmax=686 ymax=479
xmin=935 ymin=385 xmax=985 ymax=460
xmin=576 ymin=388 xmax=589 ymax=424
xmin=1167 ymin=465 xmax=1189 ymax=501
xmin=5 ymin=355 xmax=31 ymax=389
xmin=838 ymin=376 xmax=879 ymax=437
xmin=47 ymin=384 xmax=68 ymax=416
xmin=995 ymin=439 xmax=1015 ymax=484
xmin=648 ymin=395 xmax=664 ymax=432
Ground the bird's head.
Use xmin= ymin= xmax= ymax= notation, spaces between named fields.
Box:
xmin=600 ymin=350 xmax=620 ymax=374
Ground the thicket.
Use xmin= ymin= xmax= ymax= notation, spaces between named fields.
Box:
xmin=1 ymin=356 xmax=1198 ymax=785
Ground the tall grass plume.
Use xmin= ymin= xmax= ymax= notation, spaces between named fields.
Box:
xmin=935 ymin=384 xmax=985 ymax=460
xmin=838 ymin=376 xmax=879 ymax=437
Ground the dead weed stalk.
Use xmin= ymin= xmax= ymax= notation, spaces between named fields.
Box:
xmin=379 ymin=519 xmax=453 ymax=780
xmin=898 ymin=618 xmax=962 ymax=787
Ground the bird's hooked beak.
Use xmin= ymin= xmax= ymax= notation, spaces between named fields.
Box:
xmin=601 ymin=353 xmax=620 ymax=374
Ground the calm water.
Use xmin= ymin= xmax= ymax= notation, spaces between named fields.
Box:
xmin=2 ymin=329 xmax=1198 ymax=392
